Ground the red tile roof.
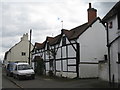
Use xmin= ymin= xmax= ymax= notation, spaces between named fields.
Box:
xmin=34 ymin=42 xmax=45 ymax=49
xmin=62 ymin=17 xmax=101 ymax=40
xmin=33 ymin=17 xmax=102 ymax=51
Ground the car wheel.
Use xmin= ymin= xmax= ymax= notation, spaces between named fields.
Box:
xmin=13 ymin=74 xmax=15 ymax=79
xmin=6 ymin=73 xmax=8 ymax=76
xmin=31 ymin=76 xmax=35 ymax=79
xmin=17 ymin=75 xmax=21 ymax=80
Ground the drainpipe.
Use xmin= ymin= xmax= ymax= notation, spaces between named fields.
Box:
xmin=76 ymin=43 xmax=80 ymax=78
xmin=106 ymin=22 xmax=111 ymax=84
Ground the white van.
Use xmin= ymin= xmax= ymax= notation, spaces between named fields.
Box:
xmin=13 ymin=63 xmax=35 ymax=80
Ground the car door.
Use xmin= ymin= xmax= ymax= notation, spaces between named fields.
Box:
xmin=13 ymin=65 xmax=18 ymax=75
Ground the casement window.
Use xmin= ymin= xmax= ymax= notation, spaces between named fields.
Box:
xmin=117 ymin=11 xmax=120 ymax=29
xmin=118 ymin=53 xmax=120 ymax=63
xmin=109 ymin=21 xmax=113 ymax=29
xmin=47 ymin=42 xmax=49 ymax=50
xmin=21 ymin=52 xmax=26 ymax=56
xmin=62 ymin=36 xmax=66 ymax=46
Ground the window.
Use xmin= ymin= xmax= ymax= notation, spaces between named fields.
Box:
xmin=118 ymin=53 xmax=120 ymax=63
xmin=62 ymin=36 xmax=66 ymax=46
xmin=21 ymin=52 xmax=26 ymax=56
xmin=47 ymin=42 xmax=49 ymax=50
xmin=109 ymin=21 xmax=113 ymax=29
xmin=15 ymin=66 xmax=17 ymax=71
xmin=117 ymin=11 xmax=120 ymax=29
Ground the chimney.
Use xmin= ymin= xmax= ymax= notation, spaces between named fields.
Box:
xmin=21 ymin=33 xmax=28 ymax=41
xmin=87 ymin=3 xmax=97 ymax=23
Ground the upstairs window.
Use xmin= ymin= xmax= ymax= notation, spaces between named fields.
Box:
xmin=47 ymin=42 xmax=49 ymax=50
xmin=21 ymin=52 xmax=26 ymax=56
xmin=108 ymin=21 xmax=113 ymax=29
xmin=62 ymin=36 xmax=66 ymax=46
xmin=117 ymin=11 xmax=120 ymax=29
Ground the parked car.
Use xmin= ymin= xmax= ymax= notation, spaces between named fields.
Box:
xmin=12 ymin=62 xmax=35 ymax=80
xmin=6 ymin=62 xmax=15 ymax=77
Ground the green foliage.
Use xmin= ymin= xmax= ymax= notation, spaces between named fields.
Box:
xmin=35 ymin=59 xmax=44 ymax=76
xmin=48 ymin=70 xmax=53 ymax=77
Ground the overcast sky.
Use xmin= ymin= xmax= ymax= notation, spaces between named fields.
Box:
xmin=0 ymin=0 xmax=119 ymax=60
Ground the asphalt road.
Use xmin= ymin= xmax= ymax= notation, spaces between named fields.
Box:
xmin=3 ymin=75 xmax=111 ymax=88
xmin=2 ymin=74 xmax=111 ymax=88
xmin=2 ymin=64 xmax=115 ymax=89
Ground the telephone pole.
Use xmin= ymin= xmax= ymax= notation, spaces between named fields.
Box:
xmin=28 ymin=29 xmax=32 ymax=65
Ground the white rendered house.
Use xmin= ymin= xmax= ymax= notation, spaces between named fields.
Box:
xmin=100 ymin=1 xmax=120 ymax=84
xmin=4 ymin=33 xmax=33 ymax=65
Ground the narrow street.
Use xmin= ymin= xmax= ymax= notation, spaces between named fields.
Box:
xmin=1 ymin=65 xmax=112 ymax=89
xmin=2 ymin=75 xmax=111 ymax=88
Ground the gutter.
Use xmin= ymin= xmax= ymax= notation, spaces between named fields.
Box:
xmin=108 ymin=36 xmax=120 ymax=47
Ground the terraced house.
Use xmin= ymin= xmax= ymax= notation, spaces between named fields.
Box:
xmin=99 ymin=1 xmax=120 ymax=85
xmin=32 ymin=3 xmax=107 ymax=78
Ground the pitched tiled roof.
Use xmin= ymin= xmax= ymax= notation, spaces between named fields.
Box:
xmin=49 ymin=34 xmax=61 ymax=46
xmin=62 ymin=23 xmax=88 ymax=40
xmin=34 ymin=42 xmax=45 ymax=49
xmin=63 ymin=17 xmax=102 ymax=40
xmin=102 ymin=1 xmax=120 ymax=22
xmin=34 ymin=34 xmax=61 ymax=50
xmin=69 ymin=23 xmax=89 ymax=40
xmin=33 ymin=17 xmax=102 ymax=50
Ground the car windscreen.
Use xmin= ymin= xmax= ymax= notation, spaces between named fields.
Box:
xmin=7 ymin=64 xmax=14 ymax=70
xmin=18 ymin=64 xmax=32 ymax=70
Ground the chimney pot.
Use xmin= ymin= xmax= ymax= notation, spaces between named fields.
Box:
xmin=87 ymin=3 xmax=97 ymax=23
xmin=89 ymin=3 xmax=91 ymax=8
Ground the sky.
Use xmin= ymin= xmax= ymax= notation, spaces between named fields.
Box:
xmin=0 ymin=0 xmax=119 ymax=61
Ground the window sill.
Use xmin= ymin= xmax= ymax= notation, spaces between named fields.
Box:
xmin=116 ymin=62 xmax=120 ymax=64
xmin=116 ymin=30 xmax=120 ymax=34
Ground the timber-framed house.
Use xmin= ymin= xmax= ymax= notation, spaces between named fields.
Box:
xmin=32 ymin=3 xmax=107 ymax=78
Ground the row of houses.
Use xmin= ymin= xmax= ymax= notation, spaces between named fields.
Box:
xmin=4 ymin=2 xmax=120 ymax=84
xmin=32 ymin=3 xmax=107 ymax=79
xmin=32 ymin=2 xmax=120 ymax=83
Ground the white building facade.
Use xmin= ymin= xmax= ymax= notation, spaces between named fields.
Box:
xmin=101 ymin=1 xmax=120 ymax=84
xmin=4 ymin=33 xmax=33 ymax=65
xmin=32 ymin=3 xmax=107 ymax=78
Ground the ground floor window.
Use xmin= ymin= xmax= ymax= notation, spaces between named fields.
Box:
xmin=118 ymin=53 xmax=120 ymax=63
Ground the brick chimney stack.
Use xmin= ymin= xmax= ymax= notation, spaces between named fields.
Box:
xmin=87 ymin=3 xmax=97 ymax=23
